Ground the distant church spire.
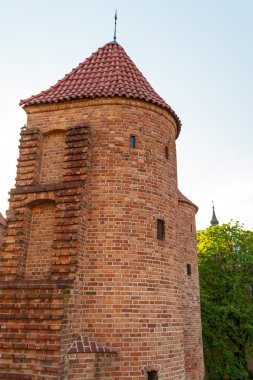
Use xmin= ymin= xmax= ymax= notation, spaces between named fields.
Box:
xmin=210 ymin=201 xmax=219 ymax=227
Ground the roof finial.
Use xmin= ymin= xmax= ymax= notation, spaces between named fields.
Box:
xmin=210 ymin=201 xmax=219 ymax=227
xmin=113 ymin=10 xmax=117 ymax=43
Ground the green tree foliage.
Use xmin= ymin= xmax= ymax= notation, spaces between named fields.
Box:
xmin=198 ymin=222 xmax=253 ymax=379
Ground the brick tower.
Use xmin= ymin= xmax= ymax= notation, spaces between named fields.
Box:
xmin=0 ymin=39 xmax=204 ymax=379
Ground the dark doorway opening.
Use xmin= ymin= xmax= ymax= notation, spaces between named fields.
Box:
xmin=147 ymin=370 xmax=158 ymax=380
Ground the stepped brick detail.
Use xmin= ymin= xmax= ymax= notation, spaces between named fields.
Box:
xmin=0 ymin=41 xmax=204 ymax=379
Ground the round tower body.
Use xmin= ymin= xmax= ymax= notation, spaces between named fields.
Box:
xmin=84 ymin=99 xmax=184 ymax=379
xmin=25 ymin=97 xmax=186 ymax=379
xmin=178 ymin=200 xmax=205 ymax=380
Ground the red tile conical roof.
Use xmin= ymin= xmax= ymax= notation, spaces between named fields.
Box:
xmin=178 ymin=189 xmax=198 ymax=212
xmin=20 ymin=42 xmax=181 ymax=137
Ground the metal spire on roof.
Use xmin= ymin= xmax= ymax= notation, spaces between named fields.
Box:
xmin=111 ymin=10 xmax=118 ymax=44
xmin=210 ymin=201 xmax=219 ymax=227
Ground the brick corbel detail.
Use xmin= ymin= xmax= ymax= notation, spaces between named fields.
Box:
xmin=0 ymin=125 xmax=91 ymax=281
xmin=15 ymin=128 xmax=42 ymax=187
xmin=64 ymin=125 xmax=91 ymax=182
xmin=140 ymin=364 xmax=161 ymax=375
xmin=68 ymin=334 xmax=117 ymax=354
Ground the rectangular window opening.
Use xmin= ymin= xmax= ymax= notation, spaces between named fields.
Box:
xmin=157 ymin=219 xmax=165 ymax=241
xmin=187 ymin=264 xmax=192 ymax=276
xmin=165 ymin=146 xmax=169 ymax=159
xmin=130 ymin=135 xmax=136 ymax=149
xmin=148 ymin=371 xmax=158 ymax=380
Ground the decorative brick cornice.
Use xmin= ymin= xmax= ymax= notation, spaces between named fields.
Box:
xmin=0 ymin=279 xmax=73 ymax=289
xmin=23 ymin=98 xmax=178 ymax=139
xmin=10 ymin=181 xmax=85 ymax=195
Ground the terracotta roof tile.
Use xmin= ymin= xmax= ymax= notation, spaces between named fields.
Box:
xmin=178 ymin=189 xmax=198 ymax=212
xmin=20 ymin=42 xmax=181 ymax=137
xmin=68 ymin=334 xmax=116 ymax=354
xmin=0 ymin=212 xmax=6 ymax=226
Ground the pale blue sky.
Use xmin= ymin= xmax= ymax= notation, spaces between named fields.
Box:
xmin=0 ymin=0 xmax=252 ymax=230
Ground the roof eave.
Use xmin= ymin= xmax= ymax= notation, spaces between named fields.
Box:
xmin=20 ymin=95 xmax=181 ymax=138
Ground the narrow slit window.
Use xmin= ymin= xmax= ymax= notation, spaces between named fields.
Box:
xmin=165 ymin=146 xmax=169 ymax=159
xmin=157 ymin=219 xmax=165 ymax=241
xmin=148 ymin=371 xmax=158 ymax=380
xmin=187 ymin=264 xmax=192 ymax=276
xmin=130 ymin=135 xmax=136 ymax=149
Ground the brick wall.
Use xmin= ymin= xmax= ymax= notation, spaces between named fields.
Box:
xmin=25 ymin=201 xmax=56 ymax=279
xmin=67 ymin=352 xmax=120 ymax=379
xmin=178 ymin=201 xmax=205 ymax=380
xmin=40 ymin=131 xmax=66 ymax=185
xmin=0 ymin=280 xmax=69 ymax=379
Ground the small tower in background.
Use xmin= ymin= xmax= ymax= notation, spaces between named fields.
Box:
xmin=210 ymin=201 xmax=219 ymax=227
